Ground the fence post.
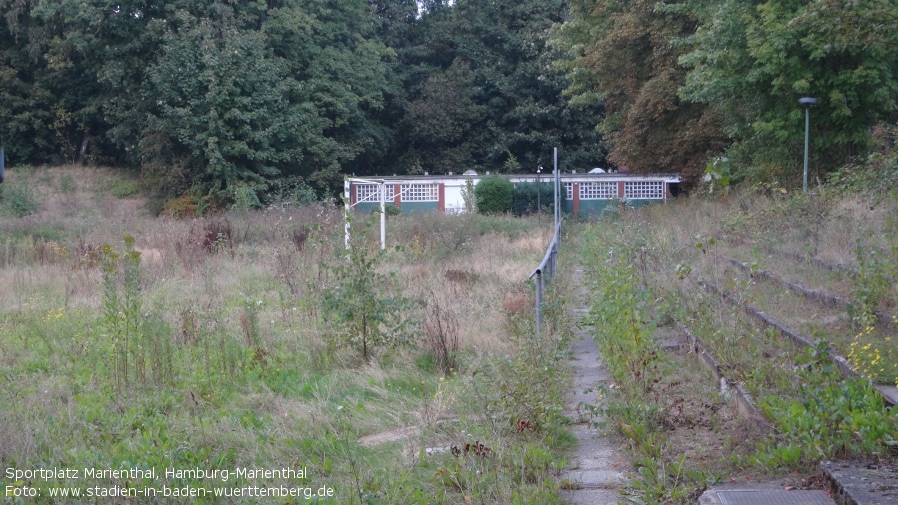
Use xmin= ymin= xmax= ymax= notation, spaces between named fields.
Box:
xmin=535 ymin=271 xmax=543 ymax=336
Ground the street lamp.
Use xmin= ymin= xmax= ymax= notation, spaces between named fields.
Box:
xmin=799 ymin=97 xmax=817 ymax=192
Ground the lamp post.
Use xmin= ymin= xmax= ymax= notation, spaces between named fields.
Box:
xmin=799 ymin=97 xmax=817 ymax=192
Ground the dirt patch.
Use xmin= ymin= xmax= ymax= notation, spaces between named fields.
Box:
xmin=358 ymin=425 xmax=422 ymax=447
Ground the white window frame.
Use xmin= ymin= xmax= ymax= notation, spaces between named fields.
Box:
xmin=624 ymin=181 xmax=664 ymax=200
xmin=579 ymin=181 xmax=617 ymax=200
xmin=356 ymin=184 xmax=394 ymax=203
xmin=400 ymin=183 xmax=438 ymax=202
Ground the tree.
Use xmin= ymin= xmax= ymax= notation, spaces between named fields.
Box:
xmin=553 ymin=0 xmax=727 ymax=179
xmin=142 ymin=14 xmax=300 ymax=200
xmin=403 ymin=59 xmax=486 ymax=174
xmin=679 ymin=0 xmax=898 ymax=182
xmin=387 ymin=0 xmax=606 ymax=175
xmin=321 ymin=220 xmax=415 ymax=361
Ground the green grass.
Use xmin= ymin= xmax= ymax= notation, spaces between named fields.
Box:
xmin=0 ymin=166 xmax=575 ymax=504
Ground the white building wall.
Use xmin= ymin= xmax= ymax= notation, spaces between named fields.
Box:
xmin=444 ymin=183 xmax=467 ymax=214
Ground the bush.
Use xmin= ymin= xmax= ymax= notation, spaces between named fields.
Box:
xmin=474 ymin=175 xmax=513 ymax=214
xmin=0 ymin=180 xmax=41 ymax=217
xmin=512 ymin=181 xmax=555 ymax=216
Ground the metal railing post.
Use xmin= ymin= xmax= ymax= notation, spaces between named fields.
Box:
xmin=529 ymin=148 xmax=563 ymax=337
xmin=535 ymin=271 xmax=543 ymax=335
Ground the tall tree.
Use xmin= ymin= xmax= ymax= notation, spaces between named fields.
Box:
xmin=390 ymin=0 xmax=606 ymax=174
xmin=679 ymin=0 xmax=898 ymax=181
xmin=554 ymin=0 xmax=727 ymax=179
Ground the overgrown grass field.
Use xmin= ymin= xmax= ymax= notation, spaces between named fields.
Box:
xmin=576 ymin=184 xmax=898 ymax=502
xmin=0 ymin=165 xmax=575 ymax=504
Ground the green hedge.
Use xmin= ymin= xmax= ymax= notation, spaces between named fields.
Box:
xmin=474 ymin=175 xmax=513 ymax=214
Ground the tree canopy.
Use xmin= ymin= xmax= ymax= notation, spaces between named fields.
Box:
xmin=1 ymin=0 xmax=896 ymax=201
xmin=555 ymin=0 xmax=898 ymax=183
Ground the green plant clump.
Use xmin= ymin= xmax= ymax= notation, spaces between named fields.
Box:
xmin=1 ymin=180 xmax=41 ymax=217
xmin=759 ymin=376 xmax=898 ymax=469
xmin=474 ymin=175 xmax=513 ymax=215
xmin=320 ymin=218 xmax=417 ymax=361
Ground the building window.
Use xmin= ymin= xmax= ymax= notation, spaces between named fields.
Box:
xmin=579 ymin=181 xmax=617 ymax=200
xmin=401 ymin=183 xmax=438 ymax=202
xmin=624 ymin=181 xmax=664 ymax=199
xmin=565 ymin=183 xmax=573 ymax=200
xmin=355 ymin=184 xmax=394 ymax=202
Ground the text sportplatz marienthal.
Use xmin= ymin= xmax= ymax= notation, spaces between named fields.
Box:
xmin=4 ymin=465 xmax=335 ymax=500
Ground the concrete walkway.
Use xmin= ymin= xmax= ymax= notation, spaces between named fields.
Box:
xmin=559 ymin=269 xmax=628 ymax=504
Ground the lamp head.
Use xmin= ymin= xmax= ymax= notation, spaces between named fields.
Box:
xmin=799 ymin=97 xmax=817 ymax=106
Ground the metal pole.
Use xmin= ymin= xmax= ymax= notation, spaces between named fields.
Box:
xmin=553 ymin=147 xmax=558 ymax=230
xmin=380 ymin=183 xmax=386 ymax=250
xmin=535 ymin=271 xmax=543 ymax=335
xmin=0 ymin=130 xmax=4 ymax=184
xmin=803 ymin=107 xmax=810 ymax=193
xmin=344 ymin=178 xmax=350 ymax=250
xmin=536 ymin=170 xmax=541 ymax=225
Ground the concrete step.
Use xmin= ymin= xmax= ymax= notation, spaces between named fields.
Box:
xmin=699 ymin=488 xmax=835 ymax=505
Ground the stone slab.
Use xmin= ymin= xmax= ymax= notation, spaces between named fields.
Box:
xmin=699 ymin=489 xmax=835 ymax=505
xmin=822 ymin=461 xmax=898 ymax=505
xmin=559 ymin=489 xmax=623 ymax=505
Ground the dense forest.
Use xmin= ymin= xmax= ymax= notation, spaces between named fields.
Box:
xmin=1 ymin=0 xmax=896 ymax=205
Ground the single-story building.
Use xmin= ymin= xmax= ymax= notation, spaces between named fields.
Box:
xmin=346 ymin=172 xmax=680 ymax=218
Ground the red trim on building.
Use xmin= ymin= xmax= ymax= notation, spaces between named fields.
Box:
xmin=617 ymin=181 xmax=625 ymax=199
xmin=438 ymin=183 xmax=445 ymax=213
xmin=573 ymin=183 xmax=580 ymax=219
xmin=350 ymin=184 xmax=356 ymax=206
xmin=393 ymin=184 xmax=401 ymax=208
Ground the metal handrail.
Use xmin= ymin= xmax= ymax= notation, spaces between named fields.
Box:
xmin=529 ymin=219 xmax=562 ymax=334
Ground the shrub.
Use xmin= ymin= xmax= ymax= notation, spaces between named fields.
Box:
xmin=320 ymin=219 xmax=417 ymax=360
xmin=474 ymin=175 xmax=513 ymax=214
xmin=511 ymin=181 xmax=554 ymax=216
xmin=0 ymin=180 xmax=41 ymax=217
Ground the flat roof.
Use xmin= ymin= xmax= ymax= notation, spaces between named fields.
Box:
xmin=349 ymin=173 xmax=681 ymax=182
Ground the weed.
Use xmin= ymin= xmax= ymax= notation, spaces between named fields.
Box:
xmin=758 ymin=375 xmax=898 ymax=468
xmin=108 ymin=180 xmax=139 ymax=197
xmin=57 ymin=173 xmax=77 ymax=193
xmin=1 ymin=179 xmax=41 ymax=217
xmin=100 ymin=237 xmax=173 ymax=390
xmin=475 ymin=283 xmax=572 ymax=431
xmin=851 ymin=239 xmax=892 ymax=326
xmin=422 ymin=289 xmax=460 ymax=375
xmin=847 ymin=323 xmax=898 ymax=386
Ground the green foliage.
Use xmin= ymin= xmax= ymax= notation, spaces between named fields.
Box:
xmin=390 ymin=0 xmax=605 ymax=175
xmin=264 ymin=176 xmax=318 ymax=207
xmin=582 ymin=229 xmax=662 ymax=399
xmin=320 ymin=220 xmax=417 ymax=360
xmin=0 ymin=179 xmax=41 ymax=217
xmin=461 ymin=177 xmax=477 ymax=213
xmin=679 ymin=0 xmax=898 ymax=181
xmin=142 ymin=16 xmax=296 ymax=193
xmin=474 ymin=175 xmax=513 ymax=215
xmin=851 ymin=240 xmax=893 ymax=327
xmin=479 ymin=288 xmax=572 ymax=429
xmin=100 ymin=237 xmax=173 ymax=390
xmin=554 ymin=0 xmax=727 ymax=179
xmin=108 ymin=180 xmax=139 ymax=198
xmin=827 ymin=124 xmax=898 ymax=196
xmin=758 ymin=376 xmax=898 ymax=468
xmin=512 ymin=181 xmax=555 ymax=217
xmin=702 ymin=157 xmax=732 ymax=195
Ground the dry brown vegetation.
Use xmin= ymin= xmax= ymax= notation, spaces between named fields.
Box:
xmin=0 ymin=165 xmax=579 ymax=504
